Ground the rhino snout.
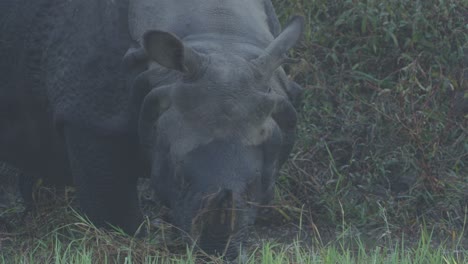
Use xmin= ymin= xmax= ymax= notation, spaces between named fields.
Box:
xmin=190 ymin=188 xmax=248 ymax=258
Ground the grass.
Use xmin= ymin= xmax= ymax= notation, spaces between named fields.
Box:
xmin=0 ymin=202 xmax=466 ymax=263
xmin=272 ymin=0 xmax=467 ymax=243
xmin=1 ymin=0 xmax=468 ymax=262
xmin=0 ymin=185 xmax=466 ymax=263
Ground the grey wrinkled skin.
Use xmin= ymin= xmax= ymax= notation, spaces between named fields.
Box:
xmin=1 ymin=0 xmax=141 ymax=231
xmin=0 ymin=0 xmax=303 ymax=258
xmin=127 ymin=0 xmax=304 ymax=257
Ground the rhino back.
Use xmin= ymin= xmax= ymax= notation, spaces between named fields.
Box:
xmin=129 ymin=0 xmax=274 ymax=46
xmin=43 ymin=0 xmax=132 ymax=134
xmin=0 ymin=0 xmax=54 ymax=166
xmin=1 ymin=0 xmax=132 ymax=177
xmin=0 ymin=0 xmax=50 ymax=102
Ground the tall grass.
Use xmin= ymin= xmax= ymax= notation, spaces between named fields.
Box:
xmin=1 ymin=212 xmax=466 ymax=263
xmin=272 ymin=0 xmax=467 ymax=242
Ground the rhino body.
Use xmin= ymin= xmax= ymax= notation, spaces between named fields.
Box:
xmin=1 ymin=0 xmax=140 ymax=229
xmin=129 ymin=0 xmax=277 ymax=44
xmin=0 ymin=0 xmax=303 ymax=257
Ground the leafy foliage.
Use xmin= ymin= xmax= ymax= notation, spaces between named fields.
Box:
xmin=274 ymin=0 xmax=467 ymax=240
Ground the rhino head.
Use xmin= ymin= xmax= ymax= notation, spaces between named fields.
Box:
xmin=134 ymin=16 xmax=304 ymax=257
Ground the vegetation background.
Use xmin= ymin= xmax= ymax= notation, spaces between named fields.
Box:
xmin=275 ymin=0 xmax=467 ymax=243
xmin=1 ymin=0 xmax=467 ymax=263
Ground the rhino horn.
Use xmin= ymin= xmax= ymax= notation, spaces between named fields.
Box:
xmin=143 ymin=30 xmax=206 ymax=76
xmin=251 ymin=16 xmax=304 ymax=79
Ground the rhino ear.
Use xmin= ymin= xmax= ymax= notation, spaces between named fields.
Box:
xmin=251 ymin=16 xmax=304 ymax=78
xmin=143 ymin=30 xmax=205 ymax=74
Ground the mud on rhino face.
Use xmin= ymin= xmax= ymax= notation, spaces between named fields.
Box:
xmin=135 ymin=17 xmax=304 ymax=257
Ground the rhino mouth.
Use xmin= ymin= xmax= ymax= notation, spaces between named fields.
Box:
xmin=190 ymin=188 xmax=250 ymax=258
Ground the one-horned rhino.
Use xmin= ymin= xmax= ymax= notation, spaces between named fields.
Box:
xmin=0 ymin=0 xmax=303 ymax=257
xmin=126 ymin=0 xmax=304 ymax=256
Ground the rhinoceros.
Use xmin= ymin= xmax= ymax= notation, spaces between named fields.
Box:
xmin=0 ymin=0 xmax=303 ymax=257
